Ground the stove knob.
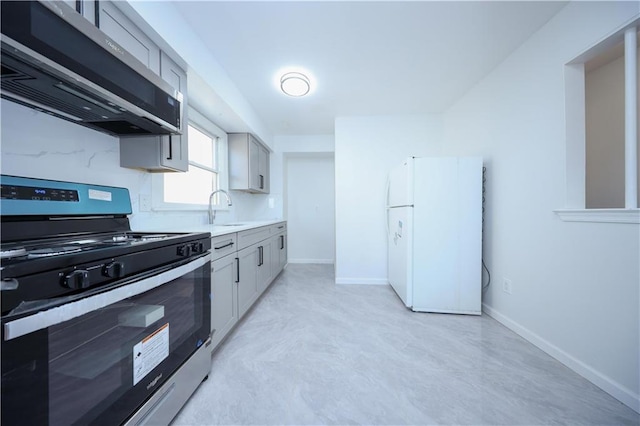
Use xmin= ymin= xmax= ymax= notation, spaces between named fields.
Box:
xmin=63 ymin=270 xmax=90 ymax=289
xmin=191 ymin=242 xmax=204 ymax=254
xmin=103 ymin=261 xmax=125 ymax=278
xmin=177 ymin=244 xmax=191 ymax=257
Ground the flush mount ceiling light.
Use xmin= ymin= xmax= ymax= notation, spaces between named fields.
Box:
xmin=280 ymin=72 xmax=310 ymax=97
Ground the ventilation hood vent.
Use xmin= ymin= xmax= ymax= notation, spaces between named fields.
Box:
xmin=0 ymin=1 xmax=183 ymax=137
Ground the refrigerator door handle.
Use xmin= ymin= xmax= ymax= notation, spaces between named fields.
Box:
xmin=384 ymin=176 xmax=390 ymax=208
xmin=386 ymin=208 xmax=391 ymax=237
xmin=385 ymin=176 xmax=391 ymax=237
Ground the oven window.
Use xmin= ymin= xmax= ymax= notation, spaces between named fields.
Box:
xmin=44 ymin=269 xmax=207 ymax=425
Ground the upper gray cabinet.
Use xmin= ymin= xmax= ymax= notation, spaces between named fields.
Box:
xmin=97 ymin=1 xmax=160 ymax=73
xmin=62 ymin=1 xmax=96 ymax=24
xmin=158 ymin=52 xmax=188 ymax=171
xmin=119 ymin=53 xmax=189 ymax=172
xmin=96 ymin=1 xmax=189 ymax=172
xmin=229 ymin=133 xmax=270 ymax=193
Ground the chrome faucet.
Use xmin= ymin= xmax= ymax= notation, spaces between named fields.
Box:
xmin=208 ymin=189 xmax=233 ymax=224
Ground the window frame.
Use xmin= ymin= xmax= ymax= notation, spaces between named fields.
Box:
xmin=556 ymin=19 xmax=640 ymax=224
xmin=151 ymin=107 xmax=229 ymax=211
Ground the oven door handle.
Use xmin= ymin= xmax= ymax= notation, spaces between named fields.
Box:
xmin=3 ymin=253 xmax=212 ymax=341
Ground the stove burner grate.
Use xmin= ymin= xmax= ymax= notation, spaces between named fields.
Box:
xmin=27 ymin=246 xmax=83 ymax=259
xmin=0 ymin=248 xmax=28 ymax=259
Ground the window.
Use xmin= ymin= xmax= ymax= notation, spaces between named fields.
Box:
xmin=153 ymin=108 xmax=228 ymax=210
xmin=557 ymin=22 xmax=639 ymax=224
xmin=164 ymin=125 xmax=218 ymax=205
xmin=584 ymin=30 xmax=639 ymax=209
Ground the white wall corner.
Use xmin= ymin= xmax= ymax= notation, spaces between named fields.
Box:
xmin=483 ymin=304 xmax=640 ymax=414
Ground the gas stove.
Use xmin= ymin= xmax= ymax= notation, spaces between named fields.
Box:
xmin=0 ymin=175 xmax=211 ymax=317
xmin=1 ymin=175 xmax=213 ymax=426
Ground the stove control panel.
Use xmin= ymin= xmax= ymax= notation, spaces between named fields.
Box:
xmin=1 ymin=184 xmax=79 ymax=202
xmin=0 ymin=175 xmax=132 ymax=216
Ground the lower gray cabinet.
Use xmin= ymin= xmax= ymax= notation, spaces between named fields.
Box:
xmin=257 ymin=239 xmax=272 ymax=295
xmin=210 ymin=222 xmax=287 ymax=353
xmin=270 ymin=232 xmax=287 ymax=278
xmin=211 ymin=254 xmax=238 ymax=350
xmin=278 ymin=233 xmax=287 ymax=272
xmin=269 ymin=234 xmax=281 ymax=281
xmin=237 ymin=245 xmax=259 ymax=320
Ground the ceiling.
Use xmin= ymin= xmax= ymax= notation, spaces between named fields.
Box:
xmin=173 ymin=1 xmax=568 ymax=136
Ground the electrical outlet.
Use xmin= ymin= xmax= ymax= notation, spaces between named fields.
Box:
xmin=139 ymin=194 xmax=151 ymax=212
xmin=502 ymin=278 xmax=513 ymax=295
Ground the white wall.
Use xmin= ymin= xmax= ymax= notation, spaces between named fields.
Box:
xmin=440 ymin=1 xmax=640 ymax=411
xmin=334 ymin=115 xmax=443 ymax=284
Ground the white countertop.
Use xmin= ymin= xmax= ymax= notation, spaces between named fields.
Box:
xmin=138 ymin=220 xmax=285 ymax=237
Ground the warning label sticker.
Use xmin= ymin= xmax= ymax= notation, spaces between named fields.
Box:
xmin=133 ymin=323 xmax=169 ymax=386
xmin=88 ymin=189 xmax=112 ymax=202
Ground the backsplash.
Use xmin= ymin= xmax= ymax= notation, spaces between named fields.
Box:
xmin=0 ymin=100 xmax=281 ymax=229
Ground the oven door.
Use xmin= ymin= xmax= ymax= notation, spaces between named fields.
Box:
xmin=1 ymin=253 xmax=211 ymax=426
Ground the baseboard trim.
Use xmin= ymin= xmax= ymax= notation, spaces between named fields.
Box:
xmin=335 ymin=277 xmax=389 ymax=285
xmin=288 ymin=259 xmax=334 ymax=264
xmin=482 ymin=303 xmax=640 ymax=413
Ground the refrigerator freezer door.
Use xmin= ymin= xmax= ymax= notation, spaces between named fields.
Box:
xmin=387 ymin=206 xmax=413 ymax=308
xmin=387 ymin=157 xmax=413 ymax=207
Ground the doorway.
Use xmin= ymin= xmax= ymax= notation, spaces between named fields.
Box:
xmin=284 ymin=153 xmax=335 ymax=264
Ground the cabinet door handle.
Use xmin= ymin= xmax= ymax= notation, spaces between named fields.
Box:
xmin=166 ymin=135 xmax=173 ymax=160
xmin=214 ymin=242 xmax=234 ymax=250
xmin=280 ymin=235 xmax=284 ymax=250
xmin=258 ymin=246 xmax=263 ymax=266
xmin=259 ymin=174 xmax=264 ymax=189
xmin=94 ymin=0 xmax=100 ymax=27
xmin=235 ymin=257 xmax=240 ymax=283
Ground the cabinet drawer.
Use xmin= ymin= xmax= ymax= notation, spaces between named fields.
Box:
xmin=237 ymin=226 xmax=270 ymax=250
xmin=211 ymin=234 xmax=237 ymax=261
xmin=270 ymin=222 xmax=286 ymax=235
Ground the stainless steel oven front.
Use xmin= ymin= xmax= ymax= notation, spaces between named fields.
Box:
xmin=1 ymin=253 xmax=212 ymax=426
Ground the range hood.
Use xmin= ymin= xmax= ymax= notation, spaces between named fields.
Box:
xmin=0 ymin=1 xmax=183 ymax=136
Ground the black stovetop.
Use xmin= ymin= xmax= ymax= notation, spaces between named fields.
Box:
xmin=0 ymin=228 xmax=211 ymax=317
xmin=2 ymin=231 xmax=189 ymax=264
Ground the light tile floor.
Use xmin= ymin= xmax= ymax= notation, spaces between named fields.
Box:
xmin=172 ymin=264 xmax=639 ymax=425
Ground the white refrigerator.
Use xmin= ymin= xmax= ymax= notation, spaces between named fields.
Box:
xmin=386 ymin=156 xmax=483 ymax=315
